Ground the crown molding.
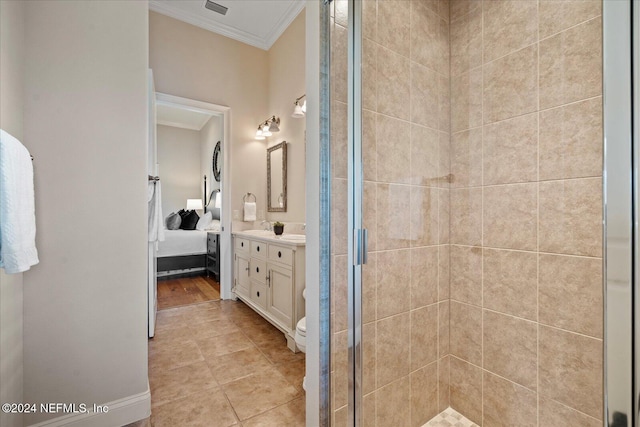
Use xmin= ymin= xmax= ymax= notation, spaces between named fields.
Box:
xmin=149 ymin=0 xmax=305 ymax=51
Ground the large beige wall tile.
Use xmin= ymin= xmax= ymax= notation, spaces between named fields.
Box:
xmin=331 ymin=101 xmax=348 ymax=180
xmin=332 ymin=178 xmax=348 ymax=255
xmin=451 ymin=67 xmax=482 ymax=132
xmin=410 ymin=363 xmax=439 ymax=427
xmin=411 ymin=63 xmax=439 ymax=129
xmin=450 ymin=357 xmax=482 ymax=425
xmin=363 ymin=392 xmax=376 ymax=427
xmin=538 ymin=397 xmax=601 ymax=427
xmin=334 ymin=0 xmax=347 ymax=27
xmin=482 ymin=372 xmax=537 ymax=427
xmin=450 ymin=5 xmax=482 ymax=76
xmin=438 ymin=356 xmax=450 ymax=411
xmin=411 ymin=186 xmax=439 ymax=246
xmin=539 ymin=178 xmax=602 ymax=257
xmin=539 ymin=326 xmax=603 ymax=419
xmin=483 ymin=249 xmax=537 ymax=320
xmin=451 ymin=129 xmax=482 ymax=188
xmin=332 ymin=330 xmax=349 ymax=409
xmin=539 ymin=0 xmax=601 ymax=40
xmin=362 ymin=0 xmax=377 ymax=42
xmin=483 ymin=45 xmax=538 ymax=124
xmin=376 ymin=314 xmax=411 ymax=387
xmin=450 ymin=188 xmax=482 ymax=246
xmin=411 ymin=246 xmax=439 ymax=308
xmin=438 ymin=245 xmax=450 ymax=301
xmin=483 ymin=0 xmax=537 ymax=63
xmin=438 ymin=301 xmax=450 ymax=357
xmin=483 ymin=113 xmax=538 ymax=185
xmin=450 ymin=245 xmax=482 ymax=305
xmin=363 ymin=110 xmax=378 ymax=182
xmin=483 ymin=183 xmax=538 ymax=251
xmin=377 ymin=0 xmax=410 ymax=57
xmin=331 ymin=23 xmax=348 ymax=104
xmin=438 ymin=75 xmax=451 ymax=132
xmin=411 ymin=305 xmax=438 ymax=370
xmin=450 ymin=0 xmax=481 ymax=22
xmin=438 ymin=189 xmax=450 ymax=243
xmin=363 ymin=252 xmax=377 ymax=323
xmin=376 ymin=377 xmax=410 ymax=427
xmin=363 ymin=322 xmax=377 ymax=395
xmin=483 ymin=310 xmax=537 ymax=390
xmin=539 ymin=254 xmax=603 ymax=338
xmin=450 ymin=301 xmax=482 ymax=365
xmin=539 ymin=97 xmax=603 ymax=180
xmin=377 ymin=114 xmax=411 ymax=184
xmin=411 ymin=124 xmax=440 ymax=186
xmin=539 ymin=18 xmax=602 ymax=109
xmin=332 ymin=255 xmax=348 ymax=333
xmin=411 ymin=2 xmax=444 ymax=73
xmin=377 ymin=249 xmax=411 ymax=319
xmin=377 ymin=45 xmax=410 ymax=120
xmin=364 ymin=181 xmax=378 ymax=251
xmin=363 ymin=39 xmax=377 ymax=112
xmin=376 ymin=183 xmax=412 ymax=250
xmin=438 ymin=131 xmax=451 ymax=185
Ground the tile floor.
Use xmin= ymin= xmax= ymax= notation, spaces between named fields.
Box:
xmin=129 ymin=299 xmax=306 ymax=426
xmin=424 ymin=407 xmax=479 ymax=427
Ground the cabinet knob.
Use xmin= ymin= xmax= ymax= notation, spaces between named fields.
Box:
xmin=278 ymin=251 xmax=282 ymax=258
xmin=257 ymin=246 xmax=260 ymax=252
xmin=241 ymin=242 xmax=244 ymax=247
xmin=257 ymin=291 xmax=260 ymax=297
xmin=256 ymin=267 xmax=259 ymax=273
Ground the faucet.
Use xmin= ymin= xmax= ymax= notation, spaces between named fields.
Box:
xmin=261 ymin=220 xmax=272 ymax=231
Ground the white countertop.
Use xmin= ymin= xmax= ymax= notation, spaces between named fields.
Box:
xmin=232 ymin=230 xmax=306 ymax=247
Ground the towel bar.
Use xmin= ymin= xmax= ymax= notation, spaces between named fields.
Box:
xmin=243 ymin=192 xmax=256 ymax=203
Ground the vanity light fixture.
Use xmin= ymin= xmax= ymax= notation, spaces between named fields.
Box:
xmin=292 ymin=94 xmax=306 ymax=118
xmin=255 ymin=116 xmax=280 ymax=140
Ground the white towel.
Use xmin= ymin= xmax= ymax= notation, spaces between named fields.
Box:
xmin=148 ymin=180 xmax=165 ymax=243
xmin=244 ymin=202 xmax=257 ymax=222
xmin=0 ymin=129 xmax=39 ymax=274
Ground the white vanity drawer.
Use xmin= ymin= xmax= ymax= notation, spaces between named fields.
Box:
xmin=249 ymin=258 xmax=267 ymax=284
xmin=251 ymin=282 xmax=267 ymax=310
xmin=236 ymin=237 xmax=250 ymax=254
xmin=268 ymin=244 xmax=293 ymax=266
xmin=251 ymin=240 xmax=266 ymax=258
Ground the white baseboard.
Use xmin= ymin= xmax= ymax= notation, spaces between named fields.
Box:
xmin=27 ymin=385 xmax=151 ymax=427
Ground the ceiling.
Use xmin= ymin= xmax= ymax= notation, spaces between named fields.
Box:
xmin=148 ymin=0 xmax=305 ymax=50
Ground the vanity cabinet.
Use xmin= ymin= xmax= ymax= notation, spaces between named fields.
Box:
xmin=233 ymin=233 xmax=305 ymax=352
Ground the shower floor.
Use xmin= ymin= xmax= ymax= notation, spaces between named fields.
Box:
xmin=423 ymin=407 xmax=479 ymax=427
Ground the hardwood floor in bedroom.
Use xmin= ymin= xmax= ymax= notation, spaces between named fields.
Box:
xmin=126 ymin=298 xmax=306 ymax=427
xmin=157 ymin=275 xmax=220 ymax=309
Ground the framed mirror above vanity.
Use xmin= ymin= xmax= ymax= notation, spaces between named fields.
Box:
xmin=267 ymin=141 xmax=287 ymax=212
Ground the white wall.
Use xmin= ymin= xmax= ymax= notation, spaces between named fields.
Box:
xmin=200 ymin=115 xmax=222 ymax=196
xmin=21 ymin=1 xmax=150 ymax=424
xmin=157 ymin=125 xmax=202 ymax=216
xmin=266 ymin=10 xmax=306 ymax=224
xmin=150 ymin=12 xmax=269 ymax=222
xmin=0 ymin=2 xmax=26 ymax=425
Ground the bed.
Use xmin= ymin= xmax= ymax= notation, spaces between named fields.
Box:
xmin=156 ymin=229 xmax=208 ymax=277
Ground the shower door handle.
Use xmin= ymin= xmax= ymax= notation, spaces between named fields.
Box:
xmin=353 ymin=228 xmax=368 ymax=266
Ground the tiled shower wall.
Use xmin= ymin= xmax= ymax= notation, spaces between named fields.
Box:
xmin=330 ymin=0 xmax=452 ymax=426
xmin=448 ymin=0 xmax=603 ymax=426
xmin=330 ymin=0 xmax=603 ymax=426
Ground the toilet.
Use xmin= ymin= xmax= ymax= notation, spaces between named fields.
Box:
xmin=295 ymin=289 xmax=307 ymax=353
xmin=294 ymin=289 xmax=307 ymax=391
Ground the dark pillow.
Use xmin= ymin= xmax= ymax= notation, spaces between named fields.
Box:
xmin=179 ymin=210 xmax=199 ymax=230
xmin=166 ymin=212 xmax=181 ymax=230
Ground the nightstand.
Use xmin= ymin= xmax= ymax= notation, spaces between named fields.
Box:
xmin=206 ymin=232 xmax=220 ymax=281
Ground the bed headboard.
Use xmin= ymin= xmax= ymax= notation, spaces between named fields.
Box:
xmin=206 ymin=189 xmax=221 ymax=220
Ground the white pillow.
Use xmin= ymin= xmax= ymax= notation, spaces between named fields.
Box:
xmin=207 ymin=219 xmax=221 ymax=231
xmin=196 ymin=211 xmax=213 ymax=231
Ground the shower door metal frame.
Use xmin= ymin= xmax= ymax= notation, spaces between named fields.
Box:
xmin=603 ymin=1 xmax=635 ymax=426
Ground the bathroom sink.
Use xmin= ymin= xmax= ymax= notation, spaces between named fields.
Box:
xmin=241 ymin=229 xmax=274 ymax=236
xmin=279 ymin=234 xmax=306 ymax=242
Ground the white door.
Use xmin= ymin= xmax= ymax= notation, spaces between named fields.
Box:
xmin=147 ymin=69 xmax=158 ymax=338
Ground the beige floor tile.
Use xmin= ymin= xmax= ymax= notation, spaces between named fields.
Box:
xmin=150 ymin=389 xmax=238 ymax=427
xmin=274 ymin=359 xmax=306 ymax=392
xmin=196 ymin=332 xmax=256 ymax=359
xmin=242 ymin=397 xmax=306 ymax=427
xmin=222 ymin=367 xmax=302 ymax=420
xmin=148 ymin=339 xmax=204 ymax=372
xmin=207 ymin=347 xmax=273 ymax=385
xmin=149 ymin=361 xmax=218 ymax=407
